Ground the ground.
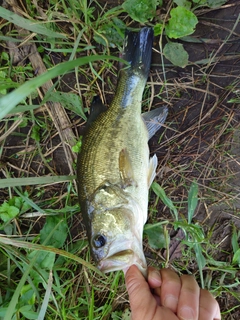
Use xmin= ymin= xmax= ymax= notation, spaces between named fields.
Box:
xmin=0 ymin=0 xmax=239 ymax=319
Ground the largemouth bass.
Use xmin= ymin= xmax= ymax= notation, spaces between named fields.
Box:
xmin=77 ymin=27 xmax=168 ymax=275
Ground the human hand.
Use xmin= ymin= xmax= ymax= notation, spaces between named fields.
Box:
xmin=125 ymin=265 xmax=221 ymax=320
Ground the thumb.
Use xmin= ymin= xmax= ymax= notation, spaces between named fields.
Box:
xmin=125 ymin=265 xmax=158 ymax=320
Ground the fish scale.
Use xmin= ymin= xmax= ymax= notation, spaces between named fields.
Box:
xmin=78 ymin=74 xmax=149 ymax=206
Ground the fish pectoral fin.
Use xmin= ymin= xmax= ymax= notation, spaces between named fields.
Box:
xmin=142 ymin=106 xmax=168 ymax=140
xmin=148 ymin=154 xmax=158 ymax=188
xmin=119 ymin=149 xmax=135 ymax=188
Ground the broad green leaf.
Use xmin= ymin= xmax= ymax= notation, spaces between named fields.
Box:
xmin=151 ymin=182 xmax=178 ymax=220
xmin=163 ymin=42 xmax=189 ymax=68
xmin=154 ymin=23 xmax=163 ymax=36
xmin=72 ymin=138 xmax=82 ymax=153
xmin=8 ymin=195 xmax=31 ymax=214
xmin=144 ymin=223 xmax=166 ymax=249
xmin=193 ymin=0 xmax=206 ymax=3
xmin=19 ymin=304 xmax=37 ymax=319
xmin=0 ymin=202 xmax=19 ymax=223
xmin=44 ymin=91 xmax=87 ymax=120
xmin=0 ymin=71 xmax=19 ymax=94
xmin=28 ymin=250 xmax=56 ymax=270
xmin=165 ymin=7 xmax=198 ymax=39
xmin=40 ymin=216 xmax=68 ymax=248
xmin=0 ymin=7 xmax=65 ymax=39
xmin=188 ymin=181 xmax=198 ymax=224
xmin=20 ymin=309 xmax=38 ymax=320
xmin=122 ymin=0 xmax=160 ymax=23
xmin=0 ymin=55 xmax=124 ymax=120
xmin=30 ymin=124 xmax=41 ymax=142
xmin=1 ymin=51 xmax=9 ymax=61
xmin=20 ymin=285 xmax=35 ymax=305
xmin=122 ymin=308 xmax=131 ymax=320
xmin=207 ymin=0 xmax=227 ymax=8
xmin=173 ymin=0 xmax=192 ymax=9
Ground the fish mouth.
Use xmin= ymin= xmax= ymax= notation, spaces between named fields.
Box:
xmin=109 ymin=249 xmax=133 ymax=257
xmin=97 ymin=248 xmax=147 ymax=274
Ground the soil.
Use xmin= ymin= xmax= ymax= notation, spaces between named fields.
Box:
xmin=1 ymin=0 xmax=240 ymax=318
xmin=149 ymin=2 xmax=240 ymax=318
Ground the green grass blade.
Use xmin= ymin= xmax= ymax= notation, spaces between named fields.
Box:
xmin=151 ymin=181 xmax=178 ymax=220
xmin=8 ymin=105 xmax=40 ymax=114
xmin=3 ymin=221 xmax=64 ymax=319
xmin=0 ymin=7 xmax=66 ymax=38
xmin=193 ymin=243 xmax=206 ymax=289
xmin=188 ymin=181 xmax=199 ymax=224
xmin=3 ymin=255 xmax=35 ymax=320
xmin=37 ymin=271 xmax=53 ymax=320
xmin=0 ymin=236 xmax=104 ymax=276
xmin=0 ymin=55 xmax=124 ymax=120
xmin=13 ymin=187 xmax=46 ymax=214
xmin=0 ymin=175 xmax=75 ymax=188
xmin=232 ymin=249 xmax=240 ymax=266
xmin=231 ymin=225 xmax=239 ymax=254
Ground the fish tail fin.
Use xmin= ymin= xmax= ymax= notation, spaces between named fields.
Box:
xmin=122 ymin=27 xmax=154 ymax=79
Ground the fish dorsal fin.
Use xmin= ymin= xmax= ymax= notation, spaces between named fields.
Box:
xmin=87 ymin=95 xmax=107 ymax=125
xmin=148 ymin=154 xmax=158 ymax=188
xmin=142 ymin=106 xmax=168 ymax=140
xmin=119 ymin=148 xmax=135 ymax=188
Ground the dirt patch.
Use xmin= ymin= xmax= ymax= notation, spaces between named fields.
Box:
xmin=147 ymin=2 xmax=240 ymax=317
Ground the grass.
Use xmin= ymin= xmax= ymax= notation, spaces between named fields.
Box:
xmin=0 ymin=0 xmax=240 ymax=319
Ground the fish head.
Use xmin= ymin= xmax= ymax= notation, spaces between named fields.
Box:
xmin=89 ymin=205 xmax=147 ymax=275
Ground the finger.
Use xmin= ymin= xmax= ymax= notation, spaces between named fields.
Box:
xmin=157 ymin=268 xmax=181 ymax=313
xmin=199 ymin=289 xmax=221 ymax=320
xmin=125 ymin=265 xmax=159 ymax=320
xmin=214 ymin=301 xmax=221 ymax=320
xmin=125 ymin=265 xmax=179 ymax=320
xmin=177 ymin=275 xmax=200 ymax=320
xmin=148 ymin=266 xmax=162 ymax=288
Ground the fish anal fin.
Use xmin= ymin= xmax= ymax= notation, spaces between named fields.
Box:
xmin=148 ymin=154 xmax=158 ymax=188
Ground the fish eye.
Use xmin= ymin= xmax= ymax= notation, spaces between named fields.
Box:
xmin=93 ymin=234 xmax=106 ymax=248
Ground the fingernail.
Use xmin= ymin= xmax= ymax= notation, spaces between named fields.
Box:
xmin=179 ymin=306 xmax=195 ymax=320
xmin=163 ymin=294 xmax=178 ymax=310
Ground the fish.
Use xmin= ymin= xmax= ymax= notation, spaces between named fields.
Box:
xmin=77 ymin=27 xmax=168 ymax=276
